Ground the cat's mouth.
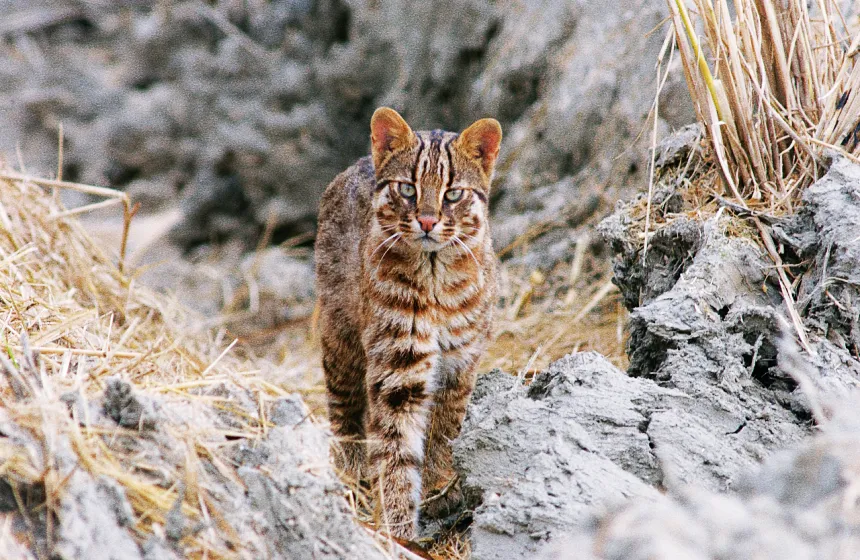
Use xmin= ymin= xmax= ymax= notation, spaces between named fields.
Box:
xmin=415 ymin=232 xmax=449 ymax=252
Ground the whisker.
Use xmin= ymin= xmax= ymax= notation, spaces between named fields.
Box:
xmin=452 ymin=236 xmax=481 ymax=269
xmin=373 ymin=233 xmax=402 ymax=277
xmin=458 ymin=232 xmax=482 ymax=246
xmin=371 ymin=232 xmax=401 ymax=257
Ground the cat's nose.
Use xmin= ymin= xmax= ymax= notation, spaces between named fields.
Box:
xmin=417 ymin=216 xmax=439 ymax=233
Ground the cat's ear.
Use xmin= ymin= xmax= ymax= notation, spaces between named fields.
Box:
xmin=370 ymin=107 xmax=414 ymax=170
xmin=456 ymin=118 xmax=502 ymax=176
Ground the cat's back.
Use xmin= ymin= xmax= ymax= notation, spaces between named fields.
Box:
xmin=315 ymin=156 xmax=375 ymax=299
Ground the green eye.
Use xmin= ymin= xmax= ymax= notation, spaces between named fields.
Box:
xmin=398 ymin=183 xmax=416 ymax=198
xmin=444 ymin=189 xmax=464 ymax=202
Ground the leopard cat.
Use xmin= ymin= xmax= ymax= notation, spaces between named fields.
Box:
xmin=315 ymin=107 xmax=501 ymax=539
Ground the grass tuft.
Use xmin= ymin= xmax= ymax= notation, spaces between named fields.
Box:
xmin=668 ymin=0 xmax=860 ymax=213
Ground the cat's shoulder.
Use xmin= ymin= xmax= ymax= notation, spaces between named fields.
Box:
xmin=320 ymin=156 xmax=375 ymax=213
xmin=324 ymin=156 xmax=375 ymax=195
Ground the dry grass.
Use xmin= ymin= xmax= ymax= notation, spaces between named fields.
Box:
xmin=482 ymin=253 xmax=627 ymax=377
xmin=668 ymin=0 xmax=860 ymax=211
xmin=647 ymin=0 xmax=860 ymax=354
xmin=0 ymin=167 xmax=258 ymax=557
xmin=0 ymin=167 xmax=438 ymax=559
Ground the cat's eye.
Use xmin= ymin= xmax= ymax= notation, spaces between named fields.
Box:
xmin=444 ymin=189 xmax=464 ymax=202
xmin=398 ymin=183 xmax=416 ymax=198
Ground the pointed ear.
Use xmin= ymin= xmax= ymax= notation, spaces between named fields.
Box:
xmin=456 ymin=118 xmax=503 ymax=176
xmin=370 ymin=107 xmax=414 ymax=170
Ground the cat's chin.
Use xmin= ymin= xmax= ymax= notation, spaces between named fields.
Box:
xmin=418 ymin=237 xmax=445 ymax=252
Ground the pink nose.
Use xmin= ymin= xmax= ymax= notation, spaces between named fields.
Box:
xmin=417 ymin=216 xmax=439 ymax=233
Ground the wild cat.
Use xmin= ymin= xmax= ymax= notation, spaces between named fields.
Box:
xmin=315 ymin=107 xmax=501 ymax=538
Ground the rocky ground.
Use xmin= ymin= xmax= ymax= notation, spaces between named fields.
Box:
xmin=1 ymin=1 xmax=860 ymax=559
xmin=453 ymin=148 xmax=860 ymax=559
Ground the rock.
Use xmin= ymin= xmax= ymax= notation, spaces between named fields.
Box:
xmin=454 ymin=361 xmax=659 ymax=559
xmin=790 ymin=156 xmax=860 ymax=354
xmin=454 ymin=351 xmax=807 ymax=560
xmin=103 ymin=377 xmax=160 ymax=431
xmin=54 ymin=470 xmax=143 ymax=560
xmin=654 ymin=123 xmax=704 ymax=168
xmin=456 ymin=150 xmax=860 ymax=554
xmin=599 ymin=214 xmax=704 ymax=310
xmin=491 ymin=177 xmax=601 ymax=267
xmin=133 ymin=242 xmax=315 ymax=330
xmin=459 ymin=174 xmax=860 ymax=556
xmin=539 ymin=397 xmax=860 ymax=559
xmin=513 ymin=137 xmax=860 ymax=560
xmin=0 ymin=535 xmax=36 ymax=560
xmin=234 ymin=421 xmax=384 ymax=559
xmin=270 ymin=394 xmax=310 ymax=427
xmin=600 ymin=150 xmax=860 ymax=417
xmin=140 ymin=538 xmax=181 ymax=560
xmin=0 ymin=406 xmax=145 ymax=560
xmin=237 ymin=248 xmax=316 ymax=327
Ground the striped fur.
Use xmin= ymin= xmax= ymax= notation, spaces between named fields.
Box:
xmin=315 ymin=108 xmax=501 ymax=539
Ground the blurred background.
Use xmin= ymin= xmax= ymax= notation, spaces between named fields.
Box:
xmin=0 ymin=0 xmax=694 ymax=402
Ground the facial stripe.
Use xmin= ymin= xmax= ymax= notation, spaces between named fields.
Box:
xmin=437 ymin=140 xmax=447 ymax=187
xmin=373 ymin=128 xmax=489 ymax=254
xmin=415 ymin=136 xmax=431 ymax=206
xmin=412 ymin=136 xmax=425 ymax=185
xmin=443 ymin=137 xmax=456 ymax=188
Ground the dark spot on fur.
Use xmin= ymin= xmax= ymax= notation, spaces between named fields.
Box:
xmin=390 ymin=347 xmax=431 ymax=369
xmin=382 ymin=381 xmax=426 ymax=411
xmin=369 ymin=380 xmax=384 ymax=400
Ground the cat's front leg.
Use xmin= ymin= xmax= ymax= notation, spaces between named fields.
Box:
xmin=422 ymin=342 xmax=481 ymax=519
xmin=365 ymin=349 xmax=437 ymax=540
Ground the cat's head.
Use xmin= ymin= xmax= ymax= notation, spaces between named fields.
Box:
xmin=369 ymin=107 xmax=502 ymax=253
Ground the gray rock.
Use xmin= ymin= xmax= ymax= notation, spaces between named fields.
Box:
xmin=654 ymin=123 xmax=704 ymax=168
xmin=793 ymin=156 xmax=860 ymax=354
xmin=454 ymin=361 xmax=658 ymax=559
xmin=456 ymin=158 xmax=860 ymax=558
xmin=54 ymin=471 xmax=143 ymax=560
xmin=455 ymin=350 xmax=806 ymax=559
xmin=0 ymin=407 xmax=144 ymax=560
xmin=599 ymin=214 xmax=704 ymax=310
xmin=141 ymin=538 xmax=181 ymax=560
xmin=270 ymin=394 xmax=310 ymax=427
xmin=238 ymin=248 xmax=316 ymax=326
xmin=103 ymin=376 xmax=160 ymax=431
xmin=235 ymin=422 xmax=384 ymax=559
xmin=521 ymin=133 xmax=860 ymax=560
xmin=539 ymin=399 xmax=860 ymax=559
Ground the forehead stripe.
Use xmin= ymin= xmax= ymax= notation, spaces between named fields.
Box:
xmin=443 ymin=137 xmax=456 ymax=188
xmin=412 ymin=136 xmax=425 ymax=184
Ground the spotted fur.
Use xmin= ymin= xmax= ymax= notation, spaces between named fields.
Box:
xmin=315 ymin=108 xmax=501 ymax=539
